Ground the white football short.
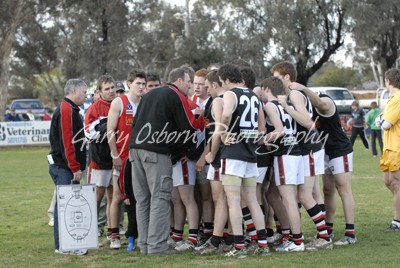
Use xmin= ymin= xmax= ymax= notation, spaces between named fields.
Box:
xmin=303 ymin=149 xmax=325 ymax=177
xmin=273 ymin=155 xmax=304 ymax=186
xmin=89 ymin=168 xmax=113 ymax=187
xmin=324 ymin=152 xmax=353 ymax=175
xmin=207 ymin=164 xmax=222 ymax=182
xmin=257 ymin=167 xmax=268 ymax=184
xmin=172 ymin=160 xmax=196 ymax=187
xmin=220 ymin=159 xmax=259 ymax=179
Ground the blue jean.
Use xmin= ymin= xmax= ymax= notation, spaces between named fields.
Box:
xmin=49 ymin=164 xmax=79 ymax=250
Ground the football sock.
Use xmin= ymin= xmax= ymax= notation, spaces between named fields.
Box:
xmin=242 ymin=207 xmax=257 ymax=240
xmin=306 ymin=204 xmax=329 ymax=240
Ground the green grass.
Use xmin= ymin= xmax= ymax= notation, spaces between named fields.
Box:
xmin=0 ymin=140 xmax=397 ymax=267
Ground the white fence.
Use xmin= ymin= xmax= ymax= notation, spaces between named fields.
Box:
xmin=0 ymin=121 xmax=51 ymax=146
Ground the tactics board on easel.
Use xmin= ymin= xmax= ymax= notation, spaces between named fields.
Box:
xmin=57 ymin=184 xmax=98 ymax=251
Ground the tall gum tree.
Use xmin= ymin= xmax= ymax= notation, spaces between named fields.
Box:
xmin=0 ymin=0 xmax=25 ymax=121
xmin=351 ymin=0 xmax=399 ymax=86
xmin=266 ymin=0 xmax=352 ymax=84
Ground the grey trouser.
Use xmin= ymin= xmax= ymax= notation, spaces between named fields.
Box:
xmin=129 ymin=149 xmax=173 ymax=255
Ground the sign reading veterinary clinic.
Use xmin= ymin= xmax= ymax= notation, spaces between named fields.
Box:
xmin=0 ymin=121 xmax=51 ymax=146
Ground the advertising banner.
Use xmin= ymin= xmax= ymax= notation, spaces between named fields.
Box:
xmin=0 ymin=121 xmax=51 ymax=146
xmin=339 ymin=114 xmax=371 ymax=136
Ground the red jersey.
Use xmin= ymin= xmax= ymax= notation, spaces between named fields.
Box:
xmin=116 ymin=94 xmax=137 ymax=159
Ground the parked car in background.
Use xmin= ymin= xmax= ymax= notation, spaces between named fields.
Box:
xmin=350 ymin=87 xmax=390 ymax=111
xmin=376 ymin=87 xmax=389 ymax=110
xmin=308 ymin=87 xmax=355 ymax=114
xmin=9 ymin=99 xmax=45 ymax=120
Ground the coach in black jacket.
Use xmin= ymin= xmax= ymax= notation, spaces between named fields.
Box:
xmin=129 ymin=67 xmax=206 ymax=256
xmin=48 ymin=79 xmax=88 ymax=255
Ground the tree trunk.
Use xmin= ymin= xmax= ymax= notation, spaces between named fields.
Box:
xmin=377 ymin=61 xmax=384 ymax=88
xmin=369 ymin=52 xmax=380 ymax=87
xmin=184 ymin=0 xmax=191 ymax=38
xmin=0 ymin=0 xmax=24 ymax=121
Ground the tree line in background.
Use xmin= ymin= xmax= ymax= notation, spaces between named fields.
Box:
xmin=0 ymin=0 xmax=399 ymax=119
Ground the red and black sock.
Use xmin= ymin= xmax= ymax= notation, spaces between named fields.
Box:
xmin=306 ymin=204 xmax=329 ymax=240
xmin=281 ymin=228 xmax=290 ymax=241
xmin=172 ymin=229 xmax=184 ymax=241
xmin=188 ymin=229 xmax=198 ymax=244
xmin=345 ymin=223 xmax=355 ymax=238
xmin=291 ymin=233 xmax=304 ymax=245
xmin=256 ymin=229 xmax=268 ymax=247
xmin=233 ymin=235 xmax=245 ymax=250
xmin=111 ymin=227 xmax=120 ymax=239
xmin=242 ymin=207 xmax=257 ymax=240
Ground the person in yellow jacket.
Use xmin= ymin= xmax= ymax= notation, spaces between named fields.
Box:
xmin=379 ymin=68 xmax=400 ymax=232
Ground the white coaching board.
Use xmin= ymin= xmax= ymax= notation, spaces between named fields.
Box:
xmin=57 ymin=184 xmax=98 ymax=251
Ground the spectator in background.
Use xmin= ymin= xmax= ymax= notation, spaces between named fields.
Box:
xmin=366 ymin=101 xmax=383 ymax=157
xmin=5 ymin=108 xmax=21 ymax=121
xmin=115 ymin=81 xmax=126 ymax=96
xmin=145 ymin=71 xmax=161 ymax=93
xmin=80 ymin=88 xmax=100 ymax=120
xmin=24 ymin=110 xmax=35 ymax=121
xmin=207 ymin=63 xmax=221 ymax=72
xmin=43 ymin=108 xmax=53 ymax=121
xmin=347 ymin=100 xmax=369 ymax=150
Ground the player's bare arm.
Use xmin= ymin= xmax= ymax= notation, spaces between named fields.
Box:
xmin=107 ymin=98 xmax=123 ymax=170
xmin=280 ymin=90 xmax=314 ymax=130
xmin=263 ymin=102 xmax=284 ymax=143
xmin=257 ymin=104 xmax=266 ymax=145
xmin=205 ymin=98 xmax=223 ymax=164
xmin=289 ymin=82 xmax=333 ymax=115
xmin=220 ymin=91 xmax=236 ymax=145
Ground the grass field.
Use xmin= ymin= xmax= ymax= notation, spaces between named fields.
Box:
xmin=0 ymin=141 xmax=398 ymax=267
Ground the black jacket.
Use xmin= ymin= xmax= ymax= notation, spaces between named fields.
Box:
xmin=171 ymin=97 xmax=213 ymax=165
xmin=84 ymin=98 xmax=113 ymax=169
xmin=129 ymin=83 xmax=206 ymax=155
xmin=49 ymin=98 xmax=86 ymax=172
